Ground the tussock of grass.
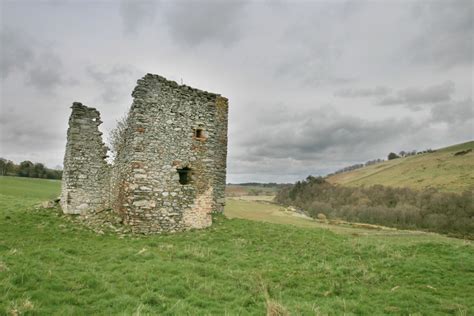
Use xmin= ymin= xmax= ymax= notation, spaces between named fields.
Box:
xmin=1 ymin=176 xmax=473 ymax=314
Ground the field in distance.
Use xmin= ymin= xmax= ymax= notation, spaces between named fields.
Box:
xmin=326 ymin=141 xmax=474 ymax=192
xmin=1 ymin=176 xmax=473 ymax=314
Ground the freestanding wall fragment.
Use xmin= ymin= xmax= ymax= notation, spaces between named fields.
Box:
xmin=60 ymin=102 xmax=110 ymax=214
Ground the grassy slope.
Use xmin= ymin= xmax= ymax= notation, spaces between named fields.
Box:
xmin=1 ymin=177 xmax=473 ymax=315
xmin=327 ymin=141 xmax=474 ymax=192
xmin=226 ymin=198 xmax=456 ymax=237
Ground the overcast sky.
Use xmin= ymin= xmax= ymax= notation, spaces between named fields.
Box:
xmin=0 ymin=0 xmax=472 ymax=183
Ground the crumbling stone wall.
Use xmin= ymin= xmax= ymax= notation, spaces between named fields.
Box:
xmin=113 ymin=74 xmax=228 ymax=233
xmin=61 ymin=74 xmax=228 ymax=234
xmin=61 ymin=102 xmax=110 ymax=214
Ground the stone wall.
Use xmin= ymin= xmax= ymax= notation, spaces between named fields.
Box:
xmin=60 ymin=102 xmax=110 ymax=214
xmin=113 ymin=74 xmax=229 ymax=233
xmin=61 ymin=74 xmax=229 ymax=234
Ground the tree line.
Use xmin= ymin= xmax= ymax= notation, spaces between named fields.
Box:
xmin=0 ymin=158 xmax=63 ymax=180
xmin=328 ymin=148 xmax=437 ymax=176
xmin=388 ymin=148 xmax=435 ymax=160
xmin=275 ymin=176 xmax=473 ymax=239
xmin=328 ymin=159 xmax=384 ymax=176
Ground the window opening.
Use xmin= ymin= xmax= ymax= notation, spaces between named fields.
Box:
xmin=177 ymin=167 xmax=192 ymax=185
xmin=194 ymin=128 xmax=206 ymax=140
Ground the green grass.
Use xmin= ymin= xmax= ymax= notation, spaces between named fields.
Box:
xmin=0 ymin=176 xmax=60 ymax=202
xmin=327 ymin=141 xmax=474 ymax=192
xmin=1 ymin=177 xmax=473 ymax=314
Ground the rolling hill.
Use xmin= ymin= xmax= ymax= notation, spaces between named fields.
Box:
xmin=326 ymin=141 xmax=474 ymax=192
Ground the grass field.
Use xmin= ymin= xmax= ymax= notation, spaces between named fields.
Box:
xmin=327 ymin=141 xmax=474 ymax=192
xmin=1 ymin=176 xmax=473 ymax=314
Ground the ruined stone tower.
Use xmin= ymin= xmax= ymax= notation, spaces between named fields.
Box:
xmin=61 ymin=73 xmax=228 ymax=234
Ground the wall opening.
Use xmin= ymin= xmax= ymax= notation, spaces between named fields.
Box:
xmin=194 ymin=128 xmax=206 ymax=140
xmin=177 ymin=167 xmax=192 ymax=185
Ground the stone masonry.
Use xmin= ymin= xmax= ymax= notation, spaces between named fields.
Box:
xmin=60 ymin=103 xmax=110 ymax=214
xmin=61 ymin=74 xmax=228 ymax=234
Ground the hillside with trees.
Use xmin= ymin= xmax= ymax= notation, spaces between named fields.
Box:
xmin=275 ymin=176 xmax=473 ymax=238
xmin=326 ymin=141 xmax=474 ymax=192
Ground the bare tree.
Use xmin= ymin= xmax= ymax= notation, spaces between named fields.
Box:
xmin=108 ymin=114 xmax=129 ymax=163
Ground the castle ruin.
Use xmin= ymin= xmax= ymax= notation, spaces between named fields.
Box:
xmin=60 ymin=73 xmax=228 ymax=234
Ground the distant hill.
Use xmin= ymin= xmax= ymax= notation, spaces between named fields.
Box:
xmin=326 ymin=141 xmax=474 ymax=192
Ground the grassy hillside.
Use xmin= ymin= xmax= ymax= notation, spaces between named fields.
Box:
xmin=226 ymin=184 xmax=281 ymax=197
xmin=1 ymin=177 xmax=473 ymax=314
xmin=327 ymin=141 xmax=474 ymax=192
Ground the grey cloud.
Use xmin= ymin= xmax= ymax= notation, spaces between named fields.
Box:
xmin=245 ymin=113 xmax=414 ymax=160
xmin=0 ymin=28 xmax=34 ymax=77
xmin=26 ymin=52 xmax=76 ymax=91
xmin=276 ymin=55 xmax=355 ymax=87
xmin=229 ymin=93 xmax=472 ymax=180
xmin=234 ymin=106 xmax=417 ymax=162
xmin=86 ymin=64 xmax=142 ymax=104
xmin=410 ymin=0 xmax=473 ymax=68
xmin=271 ymin=2 xmax=360 ymax=87
xmin=0 ymin=28 xmax=74 ymax=92
xmin=335 ymin=86 xmax=390 ymax=98
xmin=377 ymin=81 xmax=455 ymax=109
xmin=119 ymin=1 xmax=246 ymax=46
xmin=430 ymin=98 xmax=474 ymax=124
xmin=0 ymin=106 xmax=65 ymax=154
xmin=2 ymin=1 xmax=472 ymax=182
xmin=162 ymin=2 xmax=247 ymax=47
xmin=120 ymin=0 xmax=157 ymax=34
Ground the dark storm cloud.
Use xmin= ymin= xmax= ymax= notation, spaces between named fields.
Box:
xmin=86 ymin=64 xmax=142 ymax=104
xmin=377 ymin=81 xmax=455 ymax=109
xmin=410 ymin=0 xmax=473 ymax=68
xmin=335 ymin=86 xmax=390 ymax=98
